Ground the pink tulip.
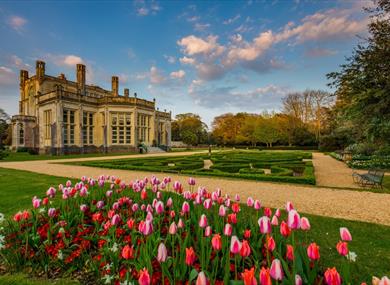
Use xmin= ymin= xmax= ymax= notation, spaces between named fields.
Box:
xmin=169 ymin=222 xmax=177 ymax=234
xmin=205 ymin=226 xmax=212 ymax=237
xmin=218 ymin=205 xmax=226 ymax=216
xmin=247 ymin=197 xmax=254 ymax=207
xmin=138 ymin=268 xmax=151 ymax=285
xmin=132 ymin=203 xmax=139 ymax=212
xmin=271 ymin=215 xmax=279 ymax=226
xmin=106 ymin=190 xmax=113 ymax=197
xmin=188 ymin=177 xmax=196 ymax=186
xmin=166 ymin=197 xmax=173 ymax=208
xmin=156 ymin=191 xmax=162 ymax=199
xmin=66 ymin=180 xmax=72 ymax=187
xmin=379 ymin=277 xmax=390 ymax=285
xmin=259 ymin=267 xmax=272 ymax=285
xmin=157 ymin=242 xmax=167 ymax=263
xmin=196 ymin=271 xmax=208 ymax=285
xmin=182 ymin=201 xmax=190 ymax=214
xmin=258 ymin=216 xmax=271 ymax=234
xmin=264 ymin=207 xmax=272 ymax=217
xmin=96 ymin=200 xmax=104 ymax=209
xmin=254 ymin=200 xmax=261 ymax=210
xmin=230 ymin=235 xmax=242 ymax=254
xmin=225 ymin=198 xmax=231 ymax=207
xmin=235 ymin=194 xmax=240 ymax=201
xmin=324 ymin=267 xmax=341 ymax=285
xmin=270 ymin=259 xmax=283 ymax=280
xmin=48 ymin=208 xmax=56 ymax=218
xmin=199 ymin=214 xmax=208 ymax=228
xmin=307 ymin=242 xmax=320 ymax=260
xmin=177 ymin=218 xmax=184 ymax=229
xmin=295 ymin=274 xmax=302 ymax=285
xmin=203 ymin=199 xmax=212 ymax=209
xmin=224 ymin=223 xmax=233 ymax=236
xmin=300 ymin=217 xmax=310 ymax=231
xmin=275 ymin=208 xmax=281 ymax=217
xmin=142 ymin=220 xmax=153 ymax=236
xmin=155 ymin=201 xmax=164 ymax=215
xmin=336 ymin=241 xmax=349 ymax=256
xmin=46 ymin=187 xmax=56 ymax=198
xmin=287 ymin=209 xmax=300 ymax=230
xmin=286 ymin=201 xmax=294 ymax=212
xmin=80 ymin=204 xmax=89 ymax=212
xmin=32 ymin=197 xmax=41 ymax=209
xmin=111 ymin=214 xmax=121 ymax=226
xmin=211 ymin=234 xmax=222 ymax=250
xmin=112 ymin=202 xmax=120 ymax=210
xmin=340 ymin=227 xmax=352 ymax=241
xmin=173 ymin=181 xmax=182 ymax=192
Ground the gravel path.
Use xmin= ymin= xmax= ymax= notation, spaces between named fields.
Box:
xmin=1 ymin=151 xmax=390 ymax=226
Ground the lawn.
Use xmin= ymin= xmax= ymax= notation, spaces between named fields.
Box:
xmin=0 ymin=167 xmax=389 ymax=284
xmin=76 ymin=150 xmax=316 ymax=185
xmin=0 ymin=151 xmax=138 ymax=162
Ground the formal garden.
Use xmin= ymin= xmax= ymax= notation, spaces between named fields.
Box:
xmin=75 ymin=151 xmax=315 ymax=185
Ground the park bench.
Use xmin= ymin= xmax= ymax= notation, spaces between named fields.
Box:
xmin=352 ymin=169 xmax=385 ymax=189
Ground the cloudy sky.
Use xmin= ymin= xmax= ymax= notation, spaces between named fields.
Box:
xmin=0 ymin=0 xmax=370 ymax=126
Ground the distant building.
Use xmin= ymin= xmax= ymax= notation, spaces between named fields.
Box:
xmin=11 ymin=60 xmax=171 ymax=154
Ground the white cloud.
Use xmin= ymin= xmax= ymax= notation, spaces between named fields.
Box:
xmin=178 ymin=35 xmax=225 ymax=56
xmin=223 ymin=14 xmax=241 ymax=25
xmin=170 ymin=70 xmax=186 ymax=79
xmin=164 ymin=55 xmax=176 ymax=64
xmin=179 ymin=56 xmax=196 ymax=65
xmin=150 ymin=66 xmax=167 ymax=84
xmin=46 ymin=54 xmax=84 ymax=67
xmin=8 ymin=16 xmax=27 ymax=32
xmin=0 ymin=66 xmax=16 ymax=85
xmin=135 ymin=1 xmax=161 ymax=16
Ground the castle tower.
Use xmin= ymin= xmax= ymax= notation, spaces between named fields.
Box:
xmin=36 ymin=60 xmax=45 ymax=81
xmin=112 ymin=76 xmax=119 ymax=96
xmin=76 ymin=64 xmax=86 ymax=95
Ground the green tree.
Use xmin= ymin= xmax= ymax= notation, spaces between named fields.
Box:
xmin=0 ymin=108 xmax=10 ymax=149
xmin=172 ymin=113 xmax=208 ymax=145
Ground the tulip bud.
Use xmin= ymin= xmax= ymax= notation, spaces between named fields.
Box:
xmin=286 ymin=201 xmax=294 ymax=212
xmin=340 ymin=227 xmax=352 ymax=241
xmin=270 ymin=259 xmax=283 ymax=281
xmin=324 ymin=267 xmax=341 ymax=285
xmin=271 ymin=215 xmax=279 ymax=226
xmin=199 ymin=214 xmax=208 ymax=228
xmin=48 ymin=208 xmax=56 ymax=218
xmin=196 ymin=271 xmax=208 ymax=285
xmin=286 ymin=244 xmax=294 ymax=261
xmin=240 ymin=239 xmax=251 ymax=257
xmin=287 ymin=210 xmax=300 ymax=230
xmin=218 ymin=205 xmax=226 ymax=216
xmin=169 ymin=222 xmax=177 ymax=235
xmin=138 ymin=268 xmax=151 ymax=285
xmin=182 ymin=201 xmax=190 ymax=214
xmin=224 ymin=223 xmax=232 ymax=236
xmin=336 ymin=241 xmax=349 ymax=256
xmin=155 ymin=201 xmax=164 ymax=215
xmin=205 ymin=226 xmax=212 ymax=237
xmin=211 ymin=234 xmax=222 ymax=251
xmin=185 ymin=247 xmax=196 ymax=265
xmin=177 ymin=218 xmax=184 ymax=229
xmin=295 ymin=274 xmax=302 ymax=285
xmin=157 ymin=243 xmax=167 ymax=263
xmin=230 ymin=235 xmax=242 ymax=254
xmin=258 ymin=216 xmax=271 ymax=234
xmin=307 ymin=242 xmax=320 ymax=261
xmin=247 ymin=197 xmax=254 ymax=207
xmin=254 ymin=200 xmax=261 ymax=210
xmin=259 ymin=267 xmax=272 ymax=285
xmin=300 ymin=217 xmax=310 ymax=231
xmin=111 ymin=214 xmax=121 ymax=226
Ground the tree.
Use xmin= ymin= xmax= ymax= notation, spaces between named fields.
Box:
xmin=254 ymin=116 xmax=282 ymax=148
xmin=211 ymin=113 xmax=248 ymax=145
xmin=327 ymin=0 xmax=390 ymax=144
xmin=171 ymin=113 xmax=208 ymax=145
xmin=0 ymin=108 xmax=10 ymax=149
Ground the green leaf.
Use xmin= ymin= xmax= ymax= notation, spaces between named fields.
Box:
xmin=189 ymin=268 xmax=199 ymax=283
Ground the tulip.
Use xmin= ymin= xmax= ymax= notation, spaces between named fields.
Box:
xmin=80 ymin=204 xmax=89 ymax=212
xmin=218 ymin=205 xmax=226 ymax=216
xmin=230 ymin=235 xmax=242 ymax=254
xmin=111 ymin=214 xmax=121 ymax=226
xmin=32 ymin=197 xmax=41 ymax=209
xmin=121 ymin=244 xmax=134 ymax=259
xmin=155 ymin=201 xmax=164 ymax=214
xmin=265 ymin=236 xmax=275 ymax=252
xmin=169 ymin=222 xmax=177 ymax=235
xmin=141 ymin=189 xmax=147 ymax=200
xmin=177 ymin=218 xmax=184 ymax=229
xmin=379 ymin=277 xmax=390 ymax=285
xmin=286 ymin=201 xmax=294 ymax=211
xmin=244 ymin=229 xmax=251 ymax=239
xmin=270 ymin=259 xmax=283 ymax=280
xmin=188 ymin=177 xmax=196 ymax=186
xmin=242 ymin=267 xmax=257 ymax=285
xmin=247 ymin=197 xmax=254 ymax=207
xmin=199 ymin=214 xmax=208 ymax=228
xmin=225 ymin=198 xmax=231 ymax=207
xmin=211 ymin=234 xmax=222 ymax=251
xmin=275 ymin=208 xmax=281 ymax=217
xmin=138 ymin=267 xmax=151 ymax=285
xmin=80 ymin=187 xmax=88 ymax=197
xmin=185 ymin=247 xmax=196 ymax=266
xmin=336 ymin=241 xmax=349 ymax=256
xmin=271 ymin=215 xmax=279 ymax=226
xmin=106 ymin=190 xmax=113 ymax=198
xmin=340 ymin=227 xmax=352 ymax=241
xmin=295 ymin=274 xmax=302 ymax=285
xmin=173 ymin=181 xmax=182 ymax=192
xmin=254 ymin=200 xmax=261 ymax=210
xmin=196 ymin=271 xmax=208 ymax=285
xmin=112 ymin=202 xmax=120 ymax=210
xmin=286 ymin=244 xmax=294 ymax=261
xmin=142 ymin=220 xmax=153 ymax=236
xmin=264 ymin=207 xmax=272 ymax=217
xmin=166 ymin=197 xmax=173 ymax=208
xmin=307 ymin=242 xmax=320 ymax=261
xmin=228 ymin=213 xmax=237 ymax=224
xmin=259 ymin=267 xmax=272 ymax=285
xmin=224 ymin=223 xmax=233 ymax=236
xmin=46 ymin=187 xmax=56 ymax=198
xmin=182 ymin=201 xmax=190 ymax=214
xmin=48 ymin=208 xmax=56 ymax=218
xmin=157 ymin=242 xmax=167 ymax=263
xmin=205 ymin=226 xmax=212 ymax=237
xmin=127 ymin=218 xmax=135 ymax=229
xmin=203 ymin=199 xmax=212 ymax=209
xmin=240 ymin=239 xmax=251 ymax=257
xmin=258 ymin=216 xmax=271 ymax=234
xmin=324 ymin=267 xmax=341 ymax=285
xmin=287 ymin=209 xmax=300 ymax=230
xmin=232 ymin=202 xmax=240 ymax=213
xmin=96 ymin=200 xmax=104 ymax=209
xmin=300 ymin=217 xmax=310 ymax=231
xmin=280 ymin=221 xmax=291 ymax=237
xmin=373 ymin=277 xmax=381 ymax=285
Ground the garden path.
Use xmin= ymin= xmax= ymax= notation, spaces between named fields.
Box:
xmin=1 ymin=151 xmax=390 ymax=226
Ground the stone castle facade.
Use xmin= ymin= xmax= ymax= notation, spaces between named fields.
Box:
xmin=11 ymin=60 xmax=171 ymax=154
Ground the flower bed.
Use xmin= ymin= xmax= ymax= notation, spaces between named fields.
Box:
xmin=0 ymin=175 xmax=388 ymax=285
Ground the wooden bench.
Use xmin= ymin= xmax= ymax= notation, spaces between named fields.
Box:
xmin=352 ymin=169 xmax=385 ymax=189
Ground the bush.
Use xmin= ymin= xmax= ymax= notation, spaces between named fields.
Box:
xmin=0 ymin=149 xmax=9 ymax=160
xmin=346 ymin=143 xmax=377 ymax=156
xmin=374 ymin=145 xmax=390 ymax=156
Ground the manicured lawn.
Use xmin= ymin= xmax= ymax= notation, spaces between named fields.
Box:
xmin=76 ymin=150 xmax=316 ymax=185
xmin=0 ymin=151 xmax=137 ymax=162
xmin=0 ymin=167 xmax=389 ymax=283
xmin=0 ymin=274 xmax=79 ymax=285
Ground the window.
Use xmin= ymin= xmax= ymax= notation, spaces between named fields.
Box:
xmin=19 ymin=124 xmax=24 ymax=145
xmin=83 ymin=112 xmax=94 ymax=145
xmin=138 ymin=114 xmax=151 ymax=143
xmin=63 ymin=109 xmax=75 ymax=145
xmin=111 ymin=112 xmax=131 ymax=144
xmin=44 ymin=110 xmax=52 ymax=139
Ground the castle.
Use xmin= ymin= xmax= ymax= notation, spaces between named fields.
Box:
xmin=11 ymin=61 xmax=171 ymax=154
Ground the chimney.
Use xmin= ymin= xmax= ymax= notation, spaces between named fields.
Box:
xmin=36 ymin=60 xmax=45 ymax=80
xmin=134 ymin=92 xmax=137 ymax=98
xmin=20 ymin=70 xmax=29 ymax=87
xmin=76 ymin=64 xmax=86 ymax=94
xmin=124 ymin=88 xmax=129 ymax=97
xmin=112 ymin=76 xmax=119 ymax=96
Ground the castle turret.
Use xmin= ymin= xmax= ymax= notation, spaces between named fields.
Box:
xmin=76 ymin=64 xmax=86 ymax=94
xmin=112 ymin=76 xmax=119 ymax=96
xmin=20 ymin=70 xmax=29 ymax=87
xmin=36 ymin=60 xmax=45 ymax=81
xmin=124 ymin=88 xmax=129 ymax=97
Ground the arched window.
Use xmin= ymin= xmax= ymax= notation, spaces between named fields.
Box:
xmin=19 ymin=124 xmax=24 ymax=145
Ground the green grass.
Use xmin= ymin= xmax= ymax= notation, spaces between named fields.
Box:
xmin=0 ymin=151 xmax=138 ymax=162
xmin=0 ymin=273 xmax=79 ymax=285
xmin=0 ymin=167 xmax=389 ymax=283
xmin=75 ymin=150 xmax=316 ymax=185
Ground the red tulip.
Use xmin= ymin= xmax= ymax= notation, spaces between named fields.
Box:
xmin=230 ymin=235 xmax=242 ymax=254
xmin=140 ymin=189 xmax=147 ymax=200
xmin=211 ymin=234 xmax=222 ymax=251
xmin=244 ymin=229 xmax=251 ymax=239
xmin=336 ymin=241 xmax=349 ymax=256
xmin=265 ymin=236 xmax=275 ymax=252
xmin=264 ymin=207 xmax=272 ymax=217
xmin=242 ymin=267 xmax=257 ymax=285
xmin=270 ymin=259 xmax=283 ymax=280
xmin=121 ymin=244 xmax=134 ymax=259
xmin=138 ymin=267 xmax=150 ymax=285
xmin=185 ymin=247 xmax=196 ymax=266
xmin=259 ymin=267 xmax=272 ymax=285
xmin=232 ymin=202 xmax=240 ymax=213
xmin=324 ymin=267 xmax=341 ymax=285
xmin=307 ymin=242 xmax=320 ymax=261
xmin=240 ymin=240 xmax=251 ymax=257
xmin=228 ymin=213 xmax=237 ymax=224
xmin=286 ymin=244 xmax=294 ymax=261
xmin=340 ymin=227 xmax=352 ymax=241
xmin=280 ymin=221 xmax=291 ymax=237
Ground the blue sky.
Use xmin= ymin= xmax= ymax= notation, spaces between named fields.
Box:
xmin=0 ymin=0 xmax=370 ymax=126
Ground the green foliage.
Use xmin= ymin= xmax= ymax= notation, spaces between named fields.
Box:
xmin=172 ymin=113 xmax=208 ymax=146
xmin=0 ymin=149 xmax=9 ymax=160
